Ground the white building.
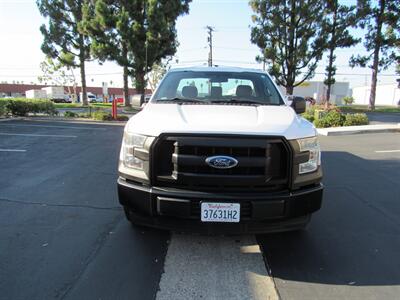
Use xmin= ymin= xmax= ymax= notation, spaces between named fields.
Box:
xmin=351 ymin=83 xmax=400 ymax=106
xmin=279 ymin=81 xmax=350 ymax=105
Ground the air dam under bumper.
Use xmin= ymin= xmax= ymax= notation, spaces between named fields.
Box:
xmin=118 ymin=178 xmax=323 ymax=234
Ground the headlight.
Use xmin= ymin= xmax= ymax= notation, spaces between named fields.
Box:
xmin=121 ymin=132 xmax=148 ymax=170
xmin=297 ymin=136 xmax=321 ymax=174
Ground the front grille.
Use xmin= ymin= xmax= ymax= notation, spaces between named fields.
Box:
xmin=152 ymin=134 xmax=291 ymax=192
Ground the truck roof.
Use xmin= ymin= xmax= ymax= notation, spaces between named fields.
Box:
xmin=169 ymin=65 xmax=266 ymax=74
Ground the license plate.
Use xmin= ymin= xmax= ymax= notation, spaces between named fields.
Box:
xmin=201 ymin=202 xmax=240 ymax=223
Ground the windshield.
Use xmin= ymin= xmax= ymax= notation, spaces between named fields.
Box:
xmin=152 ymin=70 xmax=284 ymax=105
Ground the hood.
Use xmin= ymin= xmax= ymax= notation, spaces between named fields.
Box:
xmin=126 ymin=103 xmax=316 ymax=140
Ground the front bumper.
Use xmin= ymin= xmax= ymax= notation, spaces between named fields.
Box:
xmin=117 ymin=178 xmax=323 ymax=234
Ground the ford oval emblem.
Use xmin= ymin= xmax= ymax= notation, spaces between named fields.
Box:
xmin=205 ymin=155 xmax=238 ymax=169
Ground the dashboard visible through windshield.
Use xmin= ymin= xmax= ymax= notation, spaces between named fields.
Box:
xmin=152 ymin=70 xmax=284 ymax=105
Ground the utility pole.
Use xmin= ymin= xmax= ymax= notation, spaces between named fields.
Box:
xmin=206 ymin=26 xmax=214 ymax=67
xmin=144 ymin=1 xmax=148 ymax=96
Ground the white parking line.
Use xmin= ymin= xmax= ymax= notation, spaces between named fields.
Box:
xmin=0 ymin=124 xmax=105 ymax=130
xmin=375 ymin=150 xmax=400 ymax=153
xmin=156 ymin=234 xmax=278 ymax=300
xmin=0 ymin=149 xmax=26 ymax=152
xmin=0 ymin=133 xmax=77 ymax=138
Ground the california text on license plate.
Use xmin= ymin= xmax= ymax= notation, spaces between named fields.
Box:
xmin=200 ymin=202 xmax=240 ymax=223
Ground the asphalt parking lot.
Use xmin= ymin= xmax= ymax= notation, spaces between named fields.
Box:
xmin=366 ymin=112 xmax=400 ymax=124
xmin=258 ymin=133 xmax=400 ymax=299
xmin=0 ymin=119 xmax=399 ymax=300
xmin=0 ymin=120 xmax=169 ymax=300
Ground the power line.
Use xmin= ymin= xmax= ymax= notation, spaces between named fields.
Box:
xmin=213 ymin=46 xmax=256 ymax=52
xmin=213 ymin=59 xmax=259 ymax=65
xmin=0 ymin=72 xmax=397 ymax=78
xmin=178 ymin=47 xmax=207 ymax=52
xmin=0 ymin=72 xmax=124 ymax=78
xmin=0 ymin=68 xmax=397 ymax=78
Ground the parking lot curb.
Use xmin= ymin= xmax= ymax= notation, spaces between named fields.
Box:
xmin=17 ymin=117 xmax=127 ymax=126
xmin=0 ymin=117 xmax=24 ymax=122
xmin=317 ymin=123 xmax=400 ymax=136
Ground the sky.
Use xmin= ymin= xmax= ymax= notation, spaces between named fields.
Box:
xmin=0 ymin=0 xmax=398 ymax=89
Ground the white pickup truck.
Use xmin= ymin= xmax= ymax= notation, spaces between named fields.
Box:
xmin=117 ymin=66 xmax=323 ymax=234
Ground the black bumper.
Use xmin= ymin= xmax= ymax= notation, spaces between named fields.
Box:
xmin=117 ymin=178 xmax=323 ymax=234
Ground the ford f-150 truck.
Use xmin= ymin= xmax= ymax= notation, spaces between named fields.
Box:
xmin=117 ymin=66 xmax=323 ymax=234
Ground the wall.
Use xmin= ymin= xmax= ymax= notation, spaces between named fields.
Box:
xmin=352 ymin=84 xmax=400 ymax=106
xmin=279 ymin=81 xmax=350 ymax=105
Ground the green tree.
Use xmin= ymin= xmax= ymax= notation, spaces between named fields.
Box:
xmin=396 ymin=43 xmax=400 ymax=76
xmin=81 ymin=0 xmax=131 ymax=106
xmin=323 ymin=0 xmax=359 ymax=104
xmin=81 ymin=0 xmax=190 ymax=103
xmin=349 ymin=0 xmax=400 ymax=110
xmin=250 ymin=0 xmax=326 ymax=95
xmin=37 ymin=0 xmax=91 ymax=105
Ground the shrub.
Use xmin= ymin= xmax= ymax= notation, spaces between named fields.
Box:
xmin=314 ymin=118 xmax=330 ymax=128
xmin=306 ymin=105 xmax=316 ymax=115
xmin=64 ymin=111 xmax=79 ymax=118
xmin=0 ymin=100 xmax=8 ymax=116
xmin=314 ymin=109 xmax=327 ymax=121
xmin=343 ymin=113 xmax=369 ymax=126
xmin=116 ymin=115 xmax=129 ymax=121
xmin=323 ymin=109 xmax=346 ymax=127
xmin=313 ymin=110 xmax=369 ymax=128
xmin=78 ymin=113 xmax=91 ymax=118
xmin=302 ymin=111 xmax=314 ymax=122
xmin=36 ymin=100 xmax=58 ymax=115
xmin=93 ymin=110 xmax=112 ymax=121
xmin=2 ymin=98 xmax=57 ymax=116
xmin=301 ymin=105 xmax=315 ymax=122
xmin=7 ymin=99 xmax=33 ymax=116
xmin=342 ymin=96 xmax=354 ymax=105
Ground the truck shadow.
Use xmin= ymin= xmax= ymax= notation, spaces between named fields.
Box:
xmin=257 ymin=151 xmax=400 ymax=287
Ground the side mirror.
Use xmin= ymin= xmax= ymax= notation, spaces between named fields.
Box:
xmin=131 ymin=94 xmax=144 ymax=109
xmin=289 ymin=96 xmax=306 ymax=114
xmin=144 ymin=94 xmax=151 ymax=103
xmin=141 ymin=94 xmax=152 ymax=108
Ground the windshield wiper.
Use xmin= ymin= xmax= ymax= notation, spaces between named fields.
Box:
xmin=209 ymin=99 xmax=268 ymax=105
xmin=155 ymin=97 xmax=206 ymax=103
